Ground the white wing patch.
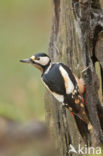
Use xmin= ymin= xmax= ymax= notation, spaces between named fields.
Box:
xmin=59 ymin=65 xmax=74 ymax=94
xmin=41 ymin=78 xmax=64 ymax=103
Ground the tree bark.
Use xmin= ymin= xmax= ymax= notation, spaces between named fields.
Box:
xmin=45 ymin=0 xmax=103 ymax=155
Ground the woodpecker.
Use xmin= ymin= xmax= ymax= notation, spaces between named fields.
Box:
xmin=20 ymin=53 xmax=92 ymax=131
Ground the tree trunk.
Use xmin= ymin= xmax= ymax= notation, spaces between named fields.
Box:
xmin=45 ymin=0 xmax=103 ymax=155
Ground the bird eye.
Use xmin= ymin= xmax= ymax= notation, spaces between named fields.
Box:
xmin=37 ymin=57 xmax=40 ymax=60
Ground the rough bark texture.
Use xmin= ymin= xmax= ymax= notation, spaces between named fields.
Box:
xmin=45 ymin=0 xmax=103 ymax=155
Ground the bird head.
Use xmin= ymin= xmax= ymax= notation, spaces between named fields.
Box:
xmin=20 ymin=53 xmax=51 ymax=72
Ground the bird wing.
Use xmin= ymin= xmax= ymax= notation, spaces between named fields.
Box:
xmin=59 ymin=63 xmax=89 ymax=124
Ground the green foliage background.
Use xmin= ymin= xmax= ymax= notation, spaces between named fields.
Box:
xmin=0 ymin=0 xmax=51 ymax=121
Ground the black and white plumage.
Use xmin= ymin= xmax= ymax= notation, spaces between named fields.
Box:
xmin=20 ymin=53 xmax=92 ymax=130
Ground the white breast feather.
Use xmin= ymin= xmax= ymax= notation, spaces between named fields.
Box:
xmin=59 ymin=66 xmax=74 ymax=94
xmin=41 ymin=78 xmax=64 ymax=103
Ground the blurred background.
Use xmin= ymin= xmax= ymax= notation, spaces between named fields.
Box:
xmin=0 ymin=1 xmax=55 ymax=156
xmin=0 ymin=0 xmax=51 ymax=121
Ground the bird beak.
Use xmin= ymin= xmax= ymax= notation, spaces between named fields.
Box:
xmin=20 ymin=56 xmax=35 ymax=64
xmin=20 ymin=58 xmax=33 ymax=64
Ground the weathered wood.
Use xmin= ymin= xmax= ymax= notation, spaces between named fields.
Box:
xmin=46 ymin=0 xmax=103 ymax=155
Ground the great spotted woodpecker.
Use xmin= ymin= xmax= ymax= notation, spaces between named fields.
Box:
xmin=20 ymin=53 xmax=92 ymax=131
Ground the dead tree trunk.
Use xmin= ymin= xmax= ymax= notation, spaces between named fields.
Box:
xmin=45 ymin=0 xmax=103 ymax=155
